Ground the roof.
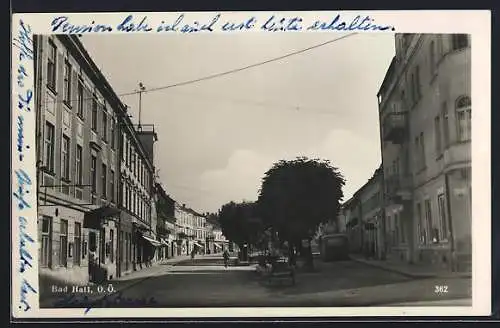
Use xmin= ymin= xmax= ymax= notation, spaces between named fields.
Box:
xmin=377 ymin=56 xmax=397 ymax=97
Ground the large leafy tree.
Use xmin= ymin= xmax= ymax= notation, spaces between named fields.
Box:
xmin=257 ymin=157 xmax=345 ymax=268
xmin=217 ymin=201 xmax=265 ymax=248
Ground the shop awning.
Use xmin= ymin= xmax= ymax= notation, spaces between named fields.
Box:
xmin=193 ymin=241 xmax=204 ymax=248
xmin=160 ymin=238 xmax=169 ymax=245
xmin=214 ymin=243 xmax=222 ymax=249
xmin=142 ymin=235 xmax=163 ymax=247
xmin=83 ymin=205 xmax=120 ymax=229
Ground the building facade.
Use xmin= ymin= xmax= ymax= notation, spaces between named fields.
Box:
xmin=154 ymin=182 xmax=177 ymax=260
xmin=377 ymin=34 xmax=471 ymax=271
xmin=35 ymin=35 xmax=122 ymax=284
xmin=344 ymin=167 xmax=383 ymax=257
xmin=118 ymin=116 xmax=157 ymax=274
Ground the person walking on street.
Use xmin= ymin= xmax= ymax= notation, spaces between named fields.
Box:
xmin=223 ymin=249 xmax=230 ymax=268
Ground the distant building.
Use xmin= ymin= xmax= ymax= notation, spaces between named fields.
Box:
xmin=154 ymin=182 xmax=176 ymax=259
xmin=174 ymin=203 xmax=206 ymax=255
xmin=344 ymin=167 xmax=383 ymax=257
xmin=377 ymin=34 xmax=471 ymax=271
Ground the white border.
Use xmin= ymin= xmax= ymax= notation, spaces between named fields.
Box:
xmin=11 ymin=10 xmax=491 ymax=319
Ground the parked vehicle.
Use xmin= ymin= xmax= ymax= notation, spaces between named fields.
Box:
xmin=319 ymin=233 xmax=350 ymax=261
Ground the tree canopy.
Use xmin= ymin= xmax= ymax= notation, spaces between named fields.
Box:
xmin=257 ymin=157 xmax=345 ymax=245
xmin=216 ymin=201 xmax=264 ymax=247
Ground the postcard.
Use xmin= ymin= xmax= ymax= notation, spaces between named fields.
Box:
xmin=11 ymin=10 xmax=491 ymax=319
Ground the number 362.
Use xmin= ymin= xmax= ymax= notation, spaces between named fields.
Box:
xmin=435 ymin=285 xmax=448 ymax=293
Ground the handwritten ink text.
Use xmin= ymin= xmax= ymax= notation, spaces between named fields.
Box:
xmin=117 ymin=15 xmax=152 ymax=32
xmin=20 ymin=279 xmax=37 ymax=312
xmin=13 ymin=169 xmax=32 ymax=210
xmin=308 ymin=15 xmax=395 ymax=32
xmin=51 ymin=16 xmax=113 ymax=33
xmin=19 ymin=216 xmax=35 ymax=273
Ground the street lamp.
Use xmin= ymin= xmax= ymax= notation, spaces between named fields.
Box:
xmin=137 ymin=82 xmax=146 ymax=131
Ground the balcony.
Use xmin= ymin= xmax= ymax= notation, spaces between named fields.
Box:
xmin=385 ymin=174 xmax=412 ymax=203
xmin=383 ymin=112 xmax=408 ymax=144
xmin=443 ymin=142 xmax=471 ymax=172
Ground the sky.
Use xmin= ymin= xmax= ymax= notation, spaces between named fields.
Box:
xmin=80 ymin=32 xmax=395 ymax=213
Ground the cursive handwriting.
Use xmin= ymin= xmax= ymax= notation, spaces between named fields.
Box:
xmin=117 ymin=15 xmax=152 ymax=32
xmin=47 ymin=14 xmax=396 ymax=34
xmin=19 ymin=216 xmax=35 ymax=273
xmin=261 ymin=16 xmax=303 ymax=32
xmin=13 ymin=169 xmax=32 ymax=210
xmin=53 ymin=292 xmax=158 ymax=314
xmin=178 ymin=14 xmax=221 ymax=33
xmin=51 ymin=16 xmax=113 ymax=33
xmin=17 ymin=116 xmax=25 ymax=161
xmin=12 ymin=19 xmax=33 ymax=61
xmin=20 ymin=279 xmax=37 ymax=312
xmin=18 ymin=89 xmax=33 ymax=112
xmin=308 ymin=14 xmax=395 ymax=31
xmin=221 ymin=17 xmax=257 ymax=31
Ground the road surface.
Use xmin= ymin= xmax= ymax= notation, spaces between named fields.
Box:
xmin=43 ymin=255 xmax=472 ymax=308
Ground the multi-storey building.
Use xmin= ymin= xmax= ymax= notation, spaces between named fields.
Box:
xmin=344 ymin=167 xmax=383 ymax=257
xmin=173 ymin=203 xmax=207 ymax=255
xmin=154 ymin=182 xmax=177 ymax=259
xmin=35 ymin=35 xmax=122 ymax=284
xmin=377 ymin=34 xmax=471 ymax=271
xmin=119 ymin=117 xmax=157 ymax=274
xmin=34 ymin=35 xmax=160 ymax=286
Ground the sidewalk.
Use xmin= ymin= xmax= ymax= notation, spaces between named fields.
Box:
xmin=40 ymin=255 xmax=194 ymax=308
xmin=350 ymin=254 xmax=472 ymax=279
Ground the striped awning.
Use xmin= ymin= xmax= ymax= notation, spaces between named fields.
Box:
xmin=142 ymin=235 xmax=162 ymax=247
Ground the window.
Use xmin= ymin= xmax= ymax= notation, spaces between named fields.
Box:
xmin=442 ymin=102 xmax=450 ymax=147
xmin=424 ymin=199 xmax=437 ymax=243
xmin=63 ymin=60 xmax=72 ymax=104
xmin=111 ymin=120 xmax=115 ymax=149
xmin=41 ymin=216 xmax=52 ymax=267
xmin=417 ymin=203 xmax=425 ymax=244
xmin=414 ymin=136 xmax=420 ymax=171
xmin=125 ymin=140 xmax=129 ymax=163
xmin=47 ymin=39 xmax=57 ymax=91
xmin=451 ymin=34 xmax=469 ymax=51
xmin=102 ymin=110 xmax=108 ymax=142
xmin=44 ymin=122 xmax=55 ymax=172
xmin=91 ymin=96 xmax=98 ymax=131
xmin=102 ymin=164 xmax=107 ymax=198
xmin=419 ymin=132 xmax=426 ymax=169
xmin=437 ymin=194 xmax=448 ymax=241
xmin=110 ymin=229 xmax=114 ymax=263
xmin=100 ymin=228 xmax=106 ymax=263
xmin=61 ymin=135 xmax=70 ymax=180
xmin=74 ymin=222 xmax=81 ymax=266
xmin=110 ymin=170 xmax=115 ymax=202
xmin=429 ymin=40 xmax=436 ymax=74
xmin=60 ymin=219 xmax=68 ymax=267
xmin=91 ymin=155 xmax=97 ymax=193
xmin=77 ymin=79 xmax=84 ymax=118
xmin=456 ymin=96 xmax=471 ymax=141
xmin=128 ymin=185 xmax=132 ymax=211
xmin=434 ymin=115 xmax=442 ymax=156
xmin=76 ymin=145 xmax=83 ymax=185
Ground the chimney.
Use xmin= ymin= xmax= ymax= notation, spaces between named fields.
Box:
xmin=182 ymin=203 xmax=186 ymax=208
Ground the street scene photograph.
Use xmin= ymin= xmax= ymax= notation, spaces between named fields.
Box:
xmin=33 ymin=32 xmax=472 ymax=308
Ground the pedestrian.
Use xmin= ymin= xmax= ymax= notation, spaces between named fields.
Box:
xmin=223 ymin=249 xmax=230 ymax=268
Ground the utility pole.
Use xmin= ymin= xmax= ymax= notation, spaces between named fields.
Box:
xmin=137 ymin=82 xmax=146 ymax=131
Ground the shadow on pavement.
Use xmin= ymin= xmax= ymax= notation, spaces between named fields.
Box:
xmin=254 ymin=259 xmax=416 ymax=296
